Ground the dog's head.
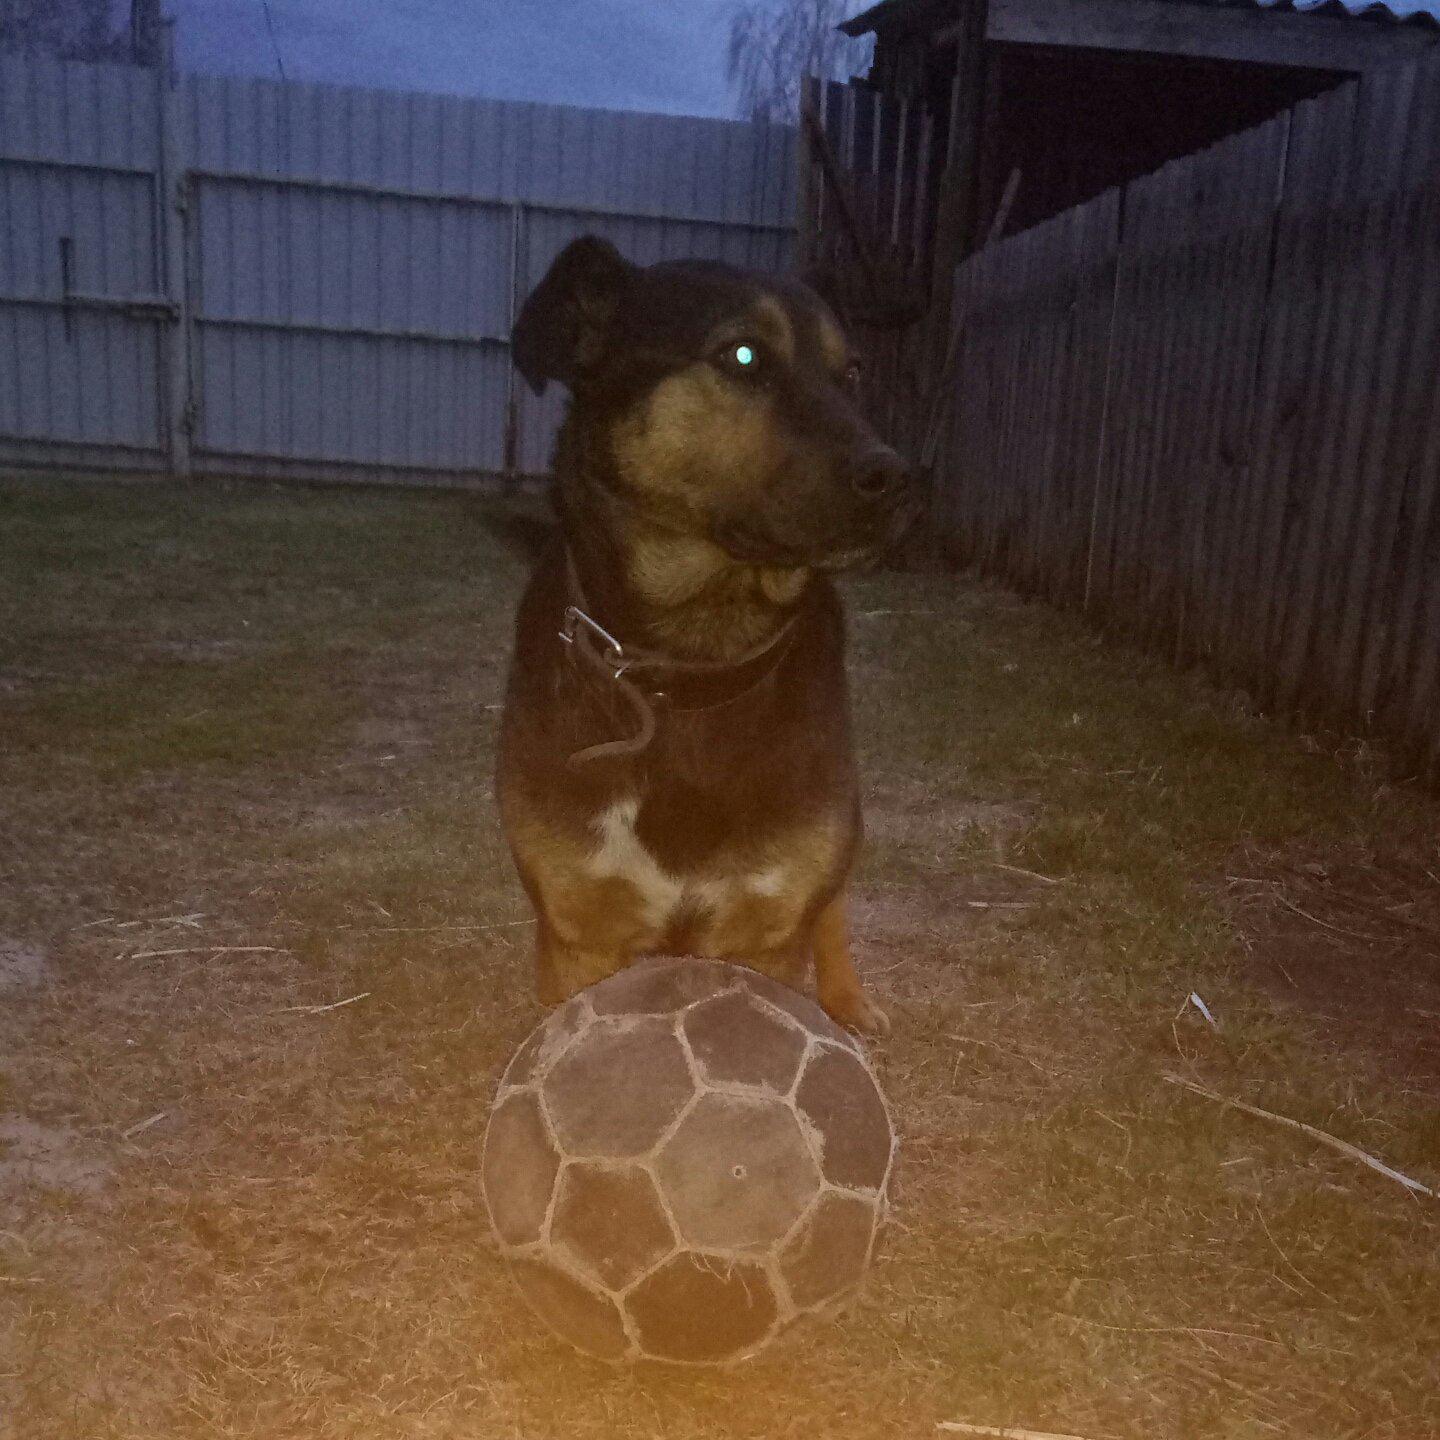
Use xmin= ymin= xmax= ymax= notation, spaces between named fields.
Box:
xmin=513 ymin=236 xmax=913 ymax=571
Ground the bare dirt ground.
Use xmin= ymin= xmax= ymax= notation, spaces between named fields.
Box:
xmin=1 ymin=479 xmax=1437 ymax=1440
xmin=1228 ymin=844 xmax=1440 ymax=1090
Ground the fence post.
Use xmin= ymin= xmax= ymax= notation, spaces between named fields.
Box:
xmin=1082 ymin=184 xmax=1126 ymax=613
xmin=797 ymin=75 xmax=815 ymax=271
xmin=156 ymin=22 xmax=193 ymax=478
xmin=502 ymin=201 xmax=527 ymax=488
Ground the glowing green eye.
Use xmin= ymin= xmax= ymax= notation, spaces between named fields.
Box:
xmin=718 ymin=340 xmax=762 ymax=379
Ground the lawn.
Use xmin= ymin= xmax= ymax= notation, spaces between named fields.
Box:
xmin=1 ymin=476 xmax=1437 ymax=1440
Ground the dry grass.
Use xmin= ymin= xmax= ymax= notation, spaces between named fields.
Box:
xmin=1 ymin=476 xmax=1438 ymax=1440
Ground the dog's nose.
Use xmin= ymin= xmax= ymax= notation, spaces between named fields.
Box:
xmin=851 ymin=447 xmax=910 ymax=500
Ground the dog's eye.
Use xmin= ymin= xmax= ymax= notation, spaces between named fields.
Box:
xmin=844 ymin=363 xmax=862 ymax=391
xmin=718 ymin=341 xmax=763 ymax=379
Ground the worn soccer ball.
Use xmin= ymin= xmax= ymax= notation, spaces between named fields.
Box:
xmin=482 ymin=956 xmax=896 ymax=1365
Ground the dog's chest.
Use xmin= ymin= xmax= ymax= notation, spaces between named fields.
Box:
xmin=626 ymin=774 xmax=744 ymax=870
xmin=586 ymin=795 xmax=796 ymax=931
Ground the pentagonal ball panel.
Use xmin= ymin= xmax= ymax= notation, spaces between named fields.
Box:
xmin=794 ymin=1046 xmax=893 ymax=1192
xmin=780 ymin=1189 xmax=878 ymax=1310
xmin=482 ymin=1089 xmax=560 ymax=1247
xmin=625 ymin=1252 xmax=778 ymax=1364
xmin=735 ymin=967 xmax=863 ymax=1053
xmin=508 ymin=1257 xmax=631 ymax=1362
xmin=654 ymin=1093 xmax=820 ymax=1251
xmin=682 ymin=990 xmax=809 ymax=1093
xmin=551 ymin=1162 xmax=676 ymax=1292
xmin=587 ymin=958 xmax=729 ymax=1016
xmin=543 ymin=1016 xmax=695 ymax=1158
xmin=500 ymin=993 xmax=591 ymax=1090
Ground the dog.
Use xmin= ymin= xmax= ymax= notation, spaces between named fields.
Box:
xmin=495 ymin=236 xmax=913 ymax=1035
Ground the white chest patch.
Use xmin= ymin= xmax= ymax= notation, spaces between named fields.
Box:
xmin=692 ymin=865 xmax=788 ymax=908
xmin=587 ymin=798 xmax=684 ymax=929
xmin=586 ymin=800 xmax=803 ymax=947
xmin=746 ymin=865 xmax=789 ymax=898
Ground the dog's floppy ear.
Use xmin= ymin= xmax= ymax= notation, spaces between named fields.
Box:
xmin=512 ymin=236 xmax=634 ymax=395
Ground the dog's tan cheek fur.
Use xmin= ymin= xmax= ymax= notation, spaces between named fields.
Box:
xmin=612 ymin=367 xmax=782 ymax=506
xmin=816 ymin=314 xmax=850 ymax=373
xmin=757 ymin=567 xmax=807 ymax=604
xmin=609 ymin=367 xmax=814 ymax=654
xmin=626 ymin=533 xmax=803 ymax=610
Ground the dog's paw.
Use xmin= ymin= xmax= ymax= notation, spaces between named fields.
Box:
xmin=820 ymin=984 xmax=891 ymax=1038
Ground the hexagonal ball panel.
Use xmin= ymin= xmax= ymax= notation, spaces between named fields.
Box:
xmin=508 ymin=1256 xmax=630 ymax=1361
xmin=625 ymin=1252 xmax=778 ymax=1364
xmin=654 ymin=1093 xmax=820 ymax=1251
xmin=482 ymin=1089 xmax=560 ymax=1247
xmin=543 ymin=1016 xmax=695 ymax=1158
xmin=551 ymin=1162 xmax=676 ymax=1292
xmin=794 ymin=1046 xmax=893 ymax=1192
xmin=682 ymin=989 xmax=809 ymax=1093
xmin=780 ymin=1189 xmax=878 ymax=1310
xmin=734 ymin=967 xmax=863 ymax=1053
xmin=587 ymin=957 xmax=730 ymax=1016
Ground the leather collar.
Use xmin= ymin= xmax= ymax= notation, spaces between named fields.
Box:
xmin=558 ymin=547 xmax=804 ymax=765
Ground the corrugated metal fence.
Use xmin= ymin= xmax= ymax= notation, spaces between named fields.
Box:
xmin=936 ymin=47 xmax=1440 ymax=776
xmin=0 ymin=55 xmax=795 ymax=484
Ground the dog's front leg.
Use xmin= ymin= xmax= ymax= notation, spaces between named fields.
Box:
xmin=529 ymin=885 xmax=664 ymax=1005
xmin=523 ymin=856 xmax=676 ymax=1008
xmin=505 ymin=791 xmax=679 ymax=1007
xmin=812 ymin=893 xmax=890 ymax=1037
xmin=534 ymin=922 xmax=635 ymax=1006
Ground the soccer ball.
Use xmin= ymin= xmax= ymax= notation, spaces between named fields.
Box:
xmin=482 ymin=956 xmax=896 ymax=1365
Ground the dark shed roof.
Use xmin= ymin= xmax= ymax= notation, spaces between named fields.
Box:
xmin=840 ymin=0 xmax=1440 ymax=36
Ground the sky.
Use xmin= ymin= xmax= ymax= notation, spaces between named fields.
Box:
xmin=166 ymin=0 xmax=1440 ymax=119
xmin=172 ymin=0 xmax=760 ymax=119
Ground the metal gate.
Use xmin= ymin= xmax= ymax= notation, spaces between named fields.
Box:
xmin=184 ymin=168 xmax=515 ymax=484
xmin=1 ymin=57 xmax=796 ymax=485
xmin=0 ymin=56 xmax=179 ymax=474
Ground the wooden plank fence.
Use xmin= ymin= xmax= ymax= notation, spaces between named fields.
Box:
xmin=936 ymin=46 xmax=1440 ymax=777
xmin=798 ymin=77 xmax=939 ymax=453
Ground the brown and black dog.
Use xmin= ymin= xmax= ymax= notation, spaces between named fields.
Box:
xmin=496 ymin=236 xmax=912 ymax=1035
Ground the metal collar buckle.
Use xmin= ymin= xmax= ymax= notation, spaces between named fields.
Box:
xmin=559 ymin=605 xmax=629 ymax=679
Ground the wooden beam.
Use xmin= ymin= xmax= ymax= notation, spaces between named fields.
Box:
xmin=944 ymin=0 xmax=1439 ymax=72
xmin=801 ymin=99 xmax=887 ymax=298
xmin=931 ymin=0 xmax=991 ymax=293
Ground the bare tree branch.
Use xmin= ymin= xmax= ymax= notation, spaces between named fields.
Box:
xmin=0 ymin=0 xmax=130 ymax=62
xmin=727 ymin=1 xmax=873 ymax=123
